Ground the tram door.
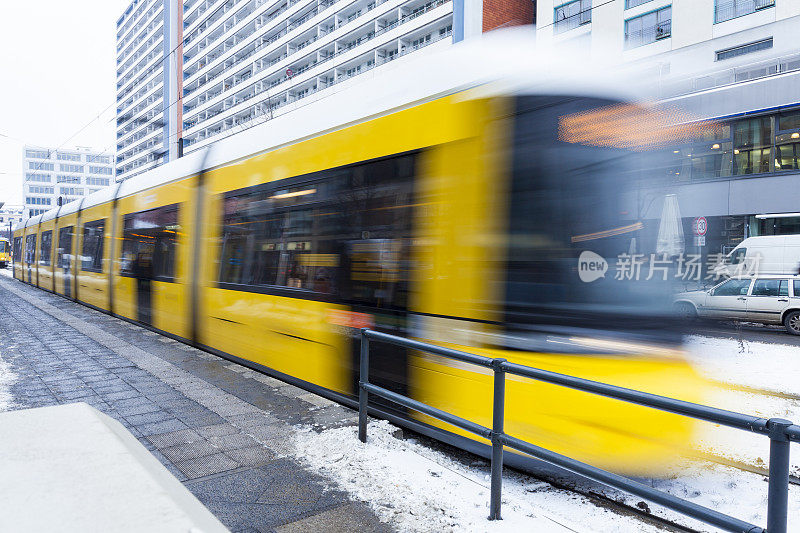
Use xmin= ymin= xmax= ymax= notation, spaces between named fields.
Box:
xmin=24 ymin=234 xmax=36 ymax=284
xmin=134 ymin=245 xmax=154 ymax=325
xmin=122 ymin=204 xmax=179 ymax=327
xmin=58 ymin=226 xmax=74 ymax=298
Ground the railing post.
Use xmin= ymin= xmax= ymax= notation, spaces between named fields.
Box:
xmin=358 ymin=329 xmax=370 ymax=443
xmin=766 ymin=418 xmax=792 ymax=533
xmin=489 ymin=359 xmax=507 ymax=520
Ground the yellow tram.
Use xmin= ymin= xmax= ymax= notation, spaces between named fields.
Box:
xmin=0 ymin=237 xmax=10 ymax=269
xmin=12 ymin=34 xmax=708 ymax=475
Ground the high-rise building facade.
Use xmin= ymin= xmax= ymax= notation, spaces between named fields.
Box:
xmin=115 ymin=0 xmax=535 ymax=180
xmin=536 ymin=0 xmax=800 ymax=260
xmin=22 ymin=146 xmax=116 ymax=219
xmin=536 ymin=0 xmax=798 ymax=83
xmin=116 ymin=0 xmax=182 ymax=179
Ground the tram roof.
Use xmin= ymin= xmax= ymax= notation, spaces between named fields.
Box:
xmin=19 ymin=28 xmax=640 ymax=232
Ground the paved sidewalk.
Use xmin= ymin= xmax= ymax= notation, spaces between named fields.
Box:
xmin=0 ymin=274 xmax=390 ymax=533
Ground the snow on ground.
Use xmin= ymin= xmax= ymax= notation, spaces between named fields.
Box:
xmin=0 ymin=352 xmax=16 ymax=413
xmin=290 ymin=335 xmax=800 ymax=533
xmin=686 ymin=335 xmax=800 ymax=474
xmin=292 ymin=419 xmax=661 ymax=533
xmin=629 ymin=335 xmax=800 ymax=531
xmin=0 ymin=268 xmax=17 ymax=411
xmin=687 ymin=334 xmax=800 ymax=395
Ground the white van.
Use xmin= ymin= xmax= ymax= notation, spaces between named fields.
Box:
xmin=714 ymin=235 xmax=800 ymax=277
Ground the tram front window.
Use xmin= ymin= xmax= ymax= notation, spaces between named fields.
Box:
xmin=504 ymin=95 xmax=678 ymax=342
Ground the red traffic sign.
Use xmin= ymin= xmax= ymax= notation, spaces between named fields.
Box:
xmin=286 ymin=68 xmax=294 ymax=78
xmin=693 ymin=216 xmax=708 ymax=236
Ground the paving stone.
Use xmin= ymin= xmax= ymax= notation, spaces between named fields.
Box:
xmin=275 ymin=503 xmax=392 ymax=533
xmin=137 ymin=418 xmax=189 ymax=436
xmin=101 ymin=390 xmax=140 ymax=401
xmin=178 ymin=411 xmax=227 ymax=428
xmin=0 ymin=277 xmax=391 ymax=532
xmin=208 ymin=432 xmax=261 ymax=452
xmin=174 ymin=453 xmax=241 ymax=479
xmin=145 ymin=428 xmax=203 ymax=449
xmin=160 ymin=440 xmax=221 ymax=463
xmin=114 ymin=400 xmax=162 ymax=417
xmin=194 ymin=423 xmax=238 ymax=438
xmin=125 ymin=409 xmax=173 ymax=426
xmin=222 ymin=446 xmax=276 ymax=467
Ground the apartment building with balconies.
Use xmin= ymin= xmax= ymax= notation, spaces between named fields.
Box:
xmin=115 ymin=0 xmax=535 ymax=178
xmin=116 ymin=0 xmax=182 ymax=180
xmin=179 ymin=0 xmax=456 ymax=152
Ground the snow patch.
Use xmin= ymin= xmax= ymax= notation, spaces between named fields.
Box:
xmin=0 ymin=352 xmax=16 ymax=412
xmin=291 ymin=420 xmax=661 ymax=532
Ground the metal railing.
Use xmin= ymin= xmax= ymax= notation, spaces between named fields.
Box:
xmin=357 ymin=329 xmax=799 ymax=533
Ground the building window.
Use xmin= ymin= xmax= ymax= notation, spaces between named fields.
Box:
xmin=89 ymin=166 xmax=114 ymax=175
xmin=25 ymin=173 xmax=51 ymax=183
xmin=59 ymin=163 xmax=84 ymax=173
xmin=670 ymin=115 xmax=778 ymax=180
xmin=30 ymin=162 xmax=54 ymax=171
xmin=27 ymin=186 xmax=54 ymax=194
xmin=86 ymin=177 xmax=110 ymax=186
xmin=625 ymin=6 xmax=671 ymax=48
xmin=25 ymin=149 xmax=49 ymax=159
xmin=625 ymin=0 xmax=653 ymax=8
xmin=733 ymin=116 xmax=772 ymax=175
xmin=25 ymin=197 xmax=52 ymax=206
xmin=716 ymin=38 xmax=773 ymax=61
xmin=57 ymin=152 xmax=81 ymax=161
xmin=59 ymin=187 xmax=84 ymax=196
xmin=715 ymin=0 xmax=775 ymax=24
xmin=554 ymin=0 xmax=591 ymax=34
xmin=775 ymin=111 xmax=800 ymax=171
xmin=57 ymin=175 xmax=81 ymax=184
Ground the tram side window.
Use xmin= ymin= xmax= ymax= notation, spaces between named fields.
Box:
xmin=39 ymin=230 xmax=52 ymax=266
xmin=13 ymin=237 xmax=22 ymax=263
xmin=218 ymin=154 xmax=415 ymax=309
xmin=120 ymin=204 xmax=180 ymax=281
xmin=25 ymin=234 xmax=36 ymax=266
xmin=57 ymin=226 xmax=74 ymax=269
xmin=81 ymin=219 xmax=105 ymax=272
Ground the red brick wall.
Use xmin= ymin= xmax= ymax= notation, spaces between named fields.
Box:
xmin=483 ymin=0 xmax=535 ymax=32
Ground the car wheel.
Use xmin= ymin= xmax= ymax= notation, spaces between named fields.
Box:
xmin=783 ymin=311 xmax=800 ymax=335
xmin=674 ymin=302 xmax=697 ymax=321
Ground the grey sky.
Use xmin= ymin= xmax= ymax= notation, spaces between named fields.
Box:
xmin=0 ymin=0 xmax=132 ymax=207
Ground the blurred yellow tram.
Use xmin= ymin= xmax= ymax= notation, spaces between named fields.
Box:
xmin=12 ymin=32 xmax=709 ymax=475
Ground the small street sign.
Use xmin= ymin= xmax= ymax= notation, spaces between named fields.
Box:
xmin=693 ymin=216 xmax=708 ymax=236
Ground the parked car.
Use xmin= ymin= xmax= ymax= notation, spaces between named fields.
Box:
xmin=674 ymin=275 xmax=800 ymax=335
xmin=713 ymin=235 xmax=800 ymax=278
